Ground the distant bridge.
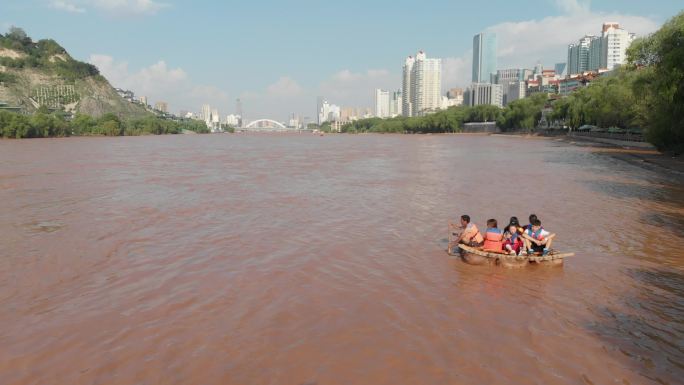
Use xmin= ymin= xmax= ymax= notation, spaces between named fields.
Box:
xmin=243 ymin=119 xmax=289 ymax=131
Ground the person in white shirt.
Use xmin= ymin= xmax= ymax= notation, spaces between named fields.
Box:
xmin=522 ymin=219 xmax=556 ymax=256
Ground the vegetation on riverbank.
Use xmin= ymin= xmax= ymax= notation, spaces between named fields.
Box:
xmin=627 ymin=12 xmax=684 ymax=152
xmin=0 ymin=27 xmax=101 ymax=83
xmin=341 ymin=104 xmax=502 ymax=133
xmin=0 ymin=108 xmax=209 ymax=138
xmin=343 ymin=11 xmax=684 ymax=152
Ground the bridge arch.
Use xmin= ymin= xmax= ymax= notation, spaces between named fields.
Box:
xmin=244 ymin=119 xmax=287 ymax=130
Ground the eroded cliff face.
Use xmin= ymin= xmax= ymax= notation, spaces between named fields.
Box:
xmin=0 ymin=47 xmax=149 ymax=118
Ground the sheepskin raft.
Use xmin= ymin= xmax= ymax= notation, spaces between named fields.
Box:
xmin=450 ymin=244 xmax=574 ymax=268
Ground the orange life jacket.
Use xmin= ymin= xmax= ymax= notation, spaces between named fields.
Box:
xmin=483 ymin=228 xmax=503 ymax=251
xmin=464 ymin=223 xmax=484 ymax=244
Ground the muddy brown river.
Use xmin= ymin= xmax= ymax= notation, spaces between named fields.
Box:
xmin=1 ymin=134 xmax=683 ymax=385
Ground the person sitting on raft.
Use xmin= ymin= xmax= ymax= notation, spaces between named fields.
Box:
xmin=454 ymin=215 xmax=484 ymax=247
xmin=482 ymin=219 xmax=504 ymax=252
xmin=523 ymin=214 xmax=539 ymax=231
xmin=503 ymin=224 xmax=524 ymax=255
xmin=522 ymin=218 xmax=556 ymax=256
xmin=506 ymin=216 xmax=524 ymax=235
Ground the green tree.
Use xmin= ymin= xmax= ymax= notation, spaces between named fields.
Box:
xmin=465 ymin=105 xmax=502 ymax=123
xmin=627 ymin=11 xmax=684 ymax=152
xmin=340 ymin=105 xmax=474 ymax=134
xmin=71 ymin=114 xmax=96 ymax=135
xmin=498 ymin=93 xmax=547 ymax=131
xmin=0 ymin=110 xmax=31 ymax=138
xmin=96 ymin=113 xmax=123 ymax=136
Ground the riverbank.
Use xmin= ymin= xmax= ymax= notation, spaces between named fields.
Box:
xmin=558 ymin=134 xmax=684 ymax=176
xmin=493 ymin=132 xmax=684 ymax=176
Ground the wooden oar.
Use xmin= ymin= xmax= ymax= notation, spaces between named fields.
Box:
xmin=447 ymin=221 xmax=461 ymax=255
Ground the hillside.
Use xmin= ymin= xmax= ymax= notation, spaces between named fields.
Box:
xmin=0 ymin=27 xmax=149 ymax=118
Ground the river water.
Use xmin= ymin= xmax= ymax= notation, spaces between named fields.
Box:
xmin=1 ymin=134 xmax=683 ymax=385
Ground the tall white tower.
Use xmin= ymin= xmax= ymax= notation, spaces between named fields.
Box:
xmin=402 ymin=56 xmax=415 ymax=117
xmin=602 ymin=22 xmax=635 ymax=70
xmin=411 ymin=51 xmax=442 ymax=116
xmin=374 ymin=89 xmax=390 ymax=118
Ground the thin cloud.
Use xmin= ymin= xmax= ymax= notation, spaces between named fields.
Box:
xmin=442 ymin=54 xmax=471 ymax=89
xmin=486 ymin=12 xmax=659 ymax=69
xmin=320 ymin=69 xmax=395 ymax=106
xmin=49 ymin=0 xmax=86 ymax=13
xmin=49 ymin=0 xmax=168 ymax=15
xmin=554 ymin=0 xmax=591 ymax=14
xmin=266 ymin=76 xmax=304 ymax=97
xmin=89 ymin=54 xmax=230 ymax=115
xmin=92 ymin=0 xmax=168 ymax=15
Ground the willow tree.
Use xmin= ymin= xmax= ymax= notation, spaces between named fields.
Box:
xmin=628 ymin=11 xmax=684 ymax=152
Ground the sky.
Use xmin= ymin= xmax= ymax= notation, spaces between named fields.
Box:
xmin=1 ymin=0 xmax=682 ymax=122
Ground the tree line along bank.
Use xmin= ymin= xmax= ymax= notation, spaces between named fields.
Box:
xmin=0 ymin=108 xmax=210 ymax=138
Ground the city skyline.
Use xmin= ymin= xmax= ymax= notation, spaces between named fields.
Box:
xmin=0 ymin=0 xmax=679 ymax=121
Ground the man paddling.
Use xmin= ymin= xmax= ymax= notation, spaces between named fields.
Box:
xmin=449 ymin=215 xmax=484 ymax=253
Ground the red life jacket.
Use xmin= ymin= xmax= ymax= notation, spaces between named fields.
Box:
xmin=483 ymin=228 xmax=503 ymax=251
xmin=504 ymin=235 xmax=524 ymax=252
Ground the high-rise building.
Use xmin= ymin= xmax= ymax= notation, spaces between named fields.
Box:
xmin=288 ymin=114 xmax=301 ymax=129
xmin=472 ymin=32 xmax=498 ymax=83
xmin=340 ymin=107 xmax=356 ymax=122
xmin=602 ymin=22 xmax=635 ymax=70
xmin=496 ymin=68 xmax=533 ymax=84
xmin=212 ymin=108 xmax=220 ymax=124
xmin=318 ymin=100 xmax=340 ymax=123
xmin=402 ymin=52 xmax=441 ymax=117
xmin=506 ymin=81 xmax=527 ymax=104
xmin=154 ymin=101 xmax=168 ymax=113
xmin=534 ymin=63 xmax=543 ymax=77
xmin=225 ymin=114 xmax=241 ymax=126
xmin=139 ymin=96 xmax=148 ymax=107
xmin=235 ymin=98 xmax=243 ymax=127
xmin=411 ymin=51 xmax=441 ymax=116
xmin=402 ymin=56 xmax=415 ymax=117
xmin=554 ymin=63 xmax=567 ymax=78
xmin=567 ymin=43 xmax=579 ymax=76
xmin=567 ymin=22 xmax=635 ymax=76
xmin=464 ymin=83 xmax=503 ymax=108
xmin=568 ymin=36 xmax=595 ymax=76
xmin=201 ymin=104 xmax=211 ymax=121
xmin=588 ymin=36 xmax=605 ymax=71
xmin=374 ymin=89 xmax=390 ymax=118
xmin=316 ymin=96 xmax=324 ymax=125
xmin=495 ymin=68 xmax=533 ymax=105
xmin=578 ymin=35 xmax=593 ymax=74
xmin=389 ymin=90 xmax=402 ymax=117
